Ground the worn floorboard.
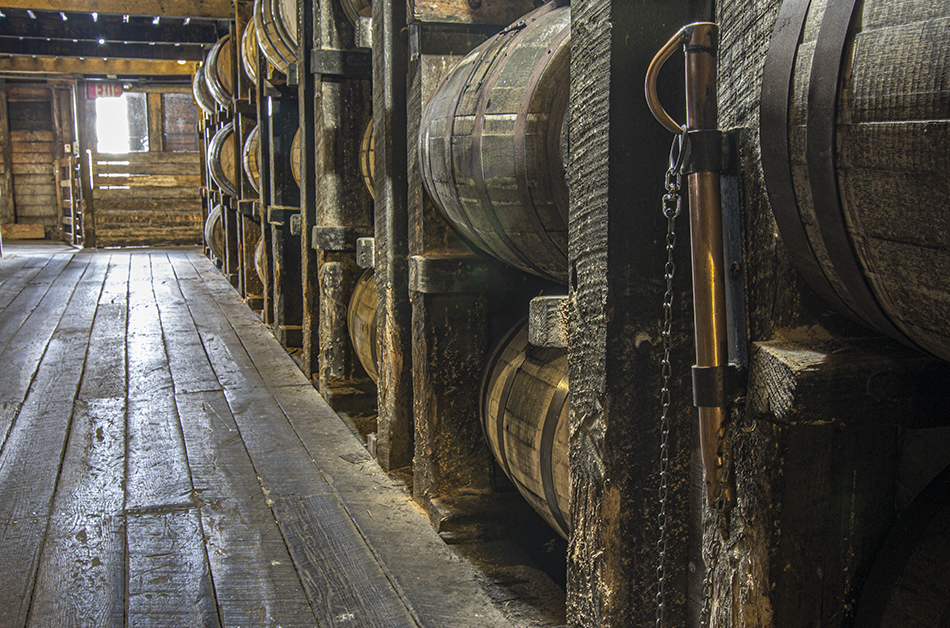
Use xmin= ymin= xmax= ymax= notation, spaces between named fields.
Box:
xmin=0 ymin=244 xmax=548 ymax=628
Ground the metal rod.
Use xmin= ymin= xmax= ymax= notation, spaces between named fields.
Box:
xmin=683 ymin=23 xmax=736 ymax=512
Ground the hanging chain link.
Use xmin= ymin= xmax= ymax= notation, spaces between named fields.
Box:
xmin=656 ymin=131 xmax=685 ymax=628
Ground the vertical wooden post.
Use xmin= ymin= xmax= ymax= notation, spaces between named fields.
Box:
xmin=74 ymin=80 xmax=96 ymax=248
xmin=298 ymin=0 xmax=319 ymax=380
xmin=268 ymin=92 xmax=302 ymax=348
xmin=567 ymin=1 xmax=712 ymax=625
xmin=310 ymin=2 xmax=373 ymax=407
xmin=146 ymin=92 xmax=164 ymax=153
xmin=0 ymin=80 xmax=15 ymax=226
xmin=255 ymin=53 xmax=275 ymax=325
xmin=372 ymin=0 xmax=414 ymax=472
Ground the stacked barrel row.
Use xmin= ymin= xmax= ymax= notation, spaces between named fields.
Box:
xmin=192 ymin=0 xmax=950 ymax=625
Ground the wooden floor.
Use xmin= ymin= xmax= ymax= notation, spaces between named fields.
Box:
xmin=0 ymin=243 xmax=565 ymax=628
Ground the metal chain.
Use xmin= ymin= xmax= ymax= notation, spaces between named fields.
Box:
xmin=656 ymin=131 xmax=685 ymax=628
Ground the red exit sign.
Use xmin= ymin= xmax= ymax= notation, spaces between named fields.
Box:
xmin=87 ymin=82 xmax=123 ymax=99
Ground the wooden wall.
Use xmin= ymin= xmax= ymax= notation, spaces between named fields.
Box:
xmin=0 ymin=83 xmax=74 ymax=239
xmin=88 ymin=85 xmax=203 ymax=247
xmin=92 ymin=152 xmax=202 ymax=247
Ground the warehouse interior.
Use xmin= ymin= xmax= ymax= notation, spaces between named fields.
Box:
xmin=0 ymin=0 xmax=949 ymax=626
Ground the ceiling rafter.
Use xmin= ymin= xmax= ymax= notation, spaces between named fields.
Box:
xmin=0 ymin=0 xmax=233 ymax=20
xmin=0 ymin=15 xmax=220 ymax=44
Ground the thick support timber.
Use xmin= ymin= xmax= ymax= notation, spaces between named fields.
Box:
xmin=372 ymin=0 xmax=413 ymax=473
xmin=567 ymin=1 xmax=711 ymax=625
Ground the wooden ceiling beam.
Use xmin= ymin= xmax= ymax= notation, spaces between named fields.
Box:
xmin=0 ymin=38 xmax=206 ymax=60
xmin=0 ymin=0 xmax=233 ymax=19
xmin=0 ymin=16 xmax=220 ymax=44
xmin=0 ymin=55 xmax=197 ymax=75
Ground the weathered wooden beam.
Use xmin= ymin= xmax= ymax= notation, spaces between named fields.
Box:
xmin=0 ymin=16 xmax=219 ymax=44
xmin=408 ymin=0 xmax=535 ymax=25
xmin=268 ymin=93 xmax=302 ymax=348
xmin=146 ymin=92 xmax=163 ymax=152
xmin=0 ymin=38 xmax=205 ymax=61
xmin=712 ymin=338 xmax=950 ymax=628
xmin=567 ymin=0 xmax=712 ymax=625
xmin=0 ymin=0 xmax=232 ymax=19
xmin=372 ymin=0 xmax=413 ymax=472
xmin=0 ymin=81 xmax=14 ymax=225
xmin=356 ymin=236 xmax=374 ymax=269
xmin=74 ymin=79 xmax=94 ymax=247
xmin=528 ymin=295 xmax=568 ymax=349
xmin=298 ymin=0 xmax=318 ymax=383
xmin=0 ymin=56 xmax=197 ymax=75
xmin=309 ymin=0 xmax=374 ymax=409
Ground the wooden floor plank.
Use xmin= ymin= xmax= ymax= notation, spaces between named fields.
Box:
xmin=0 ymin=252 xmax=106 ymax=628
xmin=126 ymin=510 xmax=220 ymax=628
xmin=273 ymin=384 xmax=524 ymax=628
xmin=125 ymin=251 xmax=193 ymax=511
xmin=181 ymin=250 xmax=308 ymax=390
xmin=0 ymin=253 xmax=70 ymax=317
xmin=150 ymin=251 xmax=221 ymax=395
xmin=170 ymin=253 xmax=418 ymax=628
xmin=0 ymin=254 xmax=34 ymax=300
xmin=188 ymin=250 xmax=548 ymax=628
xmin=27 ymin=252 xmax=129 ymax=628
xmin=175 ymin=390 xmax=318 ymax=628
xmin=0 ymin=254 xmax=94 ymax=456
xmin=0 ymin=255 xmax=79 ymax=401
xmin=125 ymin=250 xmax=220 ymax=628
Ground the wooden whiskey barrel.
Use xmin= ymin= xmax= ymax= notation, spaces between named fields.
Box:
xmin=762 ymin=0 xmax=950 ymax=362
xmin=481 ymin=319 xmax=569 ymax=539
xmin=241 ymin=21 xmax=259 ymax=86
xmin=290 ymin=127 xmax=301 ymax=186
xmin=243 ymin=124 xmax=261 ymax=194
xmin=254 ymin=0 xmax=296 ymax=74
xmin=192 ymin=64 xmax=216 ymax=114
xmin=204 ymin=35 xmax=234 ymax=110
xmin=359 ymin=117 xmax=374 ymax=199
xmin=204 ymin=204 xmax=226 ymax=261
xmin=340 ymin=0 xmax=371 ymax=26
xmin=418 ymin=1 xmax=571 ymax=284
xmin=208 ymin=121 xmax=239 ymax=197
xmin=347 ymin=270 xmax=378 ymax=383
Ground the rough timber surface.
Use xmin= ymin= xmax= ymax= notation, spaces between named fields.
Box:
xmin=0 ymin=243 xmax=558 ymax=628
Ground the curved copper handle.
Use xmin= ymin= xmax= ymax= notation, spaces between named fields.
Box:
xmin=645 ymin=23 xmax=713 ymax=134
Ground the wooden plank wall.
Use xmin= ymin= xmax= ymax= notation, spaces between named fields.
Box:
xmin=5 ymin=86 xmax=58 ymax=236
xmin=162 ymin=93 xmax=199 ymax=153
xmin=92 ymin=151 xmax=202 ymax=247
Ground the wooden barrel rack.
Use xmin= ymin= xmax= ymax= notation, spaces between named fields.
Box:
xmin=183 ymin=0 xmax=950 ymax=625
